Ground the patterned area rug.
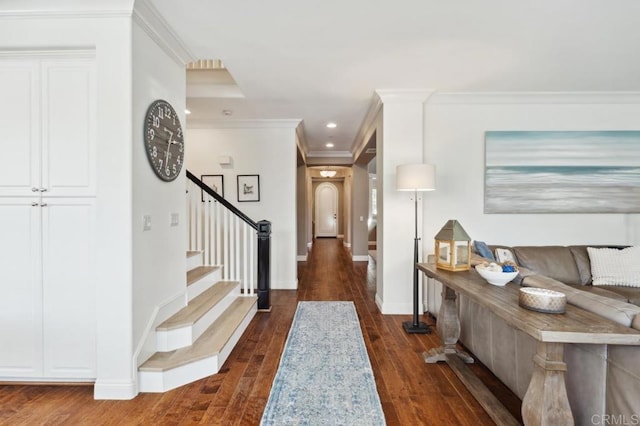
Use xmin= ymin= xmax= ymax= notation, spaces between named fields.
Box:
xmin=261 ymin=301 xmax=386 ymax=425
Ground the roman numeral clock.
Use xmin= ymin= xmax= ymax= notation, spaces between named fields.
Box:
xmin=143 ymin=99 xmax=184 ymax=181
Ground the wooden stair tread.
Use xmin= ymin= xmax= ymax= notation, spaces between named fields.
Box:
xmin=157 ymin=281 xmax=238 ymax=331
xmin=186 ymin=251 xmax=201 ymax=258
xmin=140 ymin=296 xmax=257 ymax=372
xmin=187 ymin=266 xmax=219 ymax=286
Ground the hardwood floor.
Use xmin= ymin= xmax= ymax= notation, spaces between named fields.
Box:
xmin=0 ymin=238 xmax=521 ymax=425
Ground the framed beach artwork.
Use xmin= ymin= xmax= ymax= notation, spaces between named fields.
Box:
xmin=484 ymin=131 xmax=640 ymax=213
xmin=237 ymin=174 xmax=260 ymax=202
xmin=201 ymin=174 xmax=224 ymax=201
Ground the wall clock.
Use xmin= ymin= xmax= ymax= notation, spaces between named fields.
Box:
xmin=143 ymin=99 xmax=184 ymax=182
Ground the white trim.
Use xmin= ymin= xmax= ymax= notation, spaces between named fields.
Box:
xmin=296 ymin=122 xmax=309 ymax=163
xmin=352 ymin=255 xmax=369 ymax=261
xmin=272 ymin=279 xmax=298 ymax=290
xmin=376 ymin=299 xmax=413 ymax=315
xmin=296 ymin=255 xmax=308 ymax=261
xmin=306 ymin=150 xmax=352 ymax=158
xmin=351 ymin=93 xmax=383 ymax=157
xmin=133 ymin=0 xmax=195 ymax=66
xmin=375 ymin=293 xmax=384 ymax=313
xmin=338 ymin=234 xmax=344 ymax=238
xmin=343 ymin=242 xmax=351 ymax=248
xmin=133 ymin=290 xmax=187 ymax=370
xmin=307 ymin=241 xmax=313 ymax=249
xmin=427 ymin=91 xmax=640 ymax=105
xmin=94 ymin=379 xmax=137 ymax=400
xmin=0 ymin=49 xmax=96 ymax=59
xmin=376 ymin=89 xmax=435 ymax=103
xmin=187 ymin=118 xmax=302 ymax=129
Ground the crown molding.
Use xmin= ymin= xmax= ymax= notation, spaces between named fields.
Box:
xmin=0 ymin=0 xmax=134 ymax=19
xmin=428 ymin=91 xmax=640 ymax=105
xmin=375 ymin=89 xmax=435 ymax=103
xmin=306 ymin=150 xmax=352 ymax=158
xmin=187 ymin=118 xmax=302 ymax=129
xmin=295 ymin=122 xmax=309 ymax=164
xmin=350 ymin=93 xmax=382 ymax=161
xmin=133 ymin=0 xmax=195 ymax=66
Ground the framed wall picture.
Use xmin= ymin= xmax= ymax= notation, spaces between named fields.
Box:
xmin=237 ymin=174 xmax=260 ymax=202
xmin=201 ymin=174 xmax=224 ymax=201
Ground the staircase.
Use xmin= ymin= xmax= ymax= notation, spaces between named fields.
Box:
xmin=137 ymin=172 xmax=270 ymax=393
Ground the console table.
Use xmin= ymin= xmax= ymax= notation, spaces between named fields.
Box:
xmin=417 ymin=262 xmax=640 ymax=426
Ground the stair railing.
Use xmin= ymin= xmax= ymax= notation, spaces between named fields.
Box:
xmin=186 ymin=171 xmax=271 ymax=310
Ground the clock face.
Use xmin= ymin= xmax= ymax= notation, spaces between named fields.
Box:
xmin=143 ymin=100 xmax=184 ymax=182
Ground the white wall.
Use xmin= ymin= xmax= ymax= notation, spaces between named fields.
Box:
xmin=131 ymin=19 xmax=187 ymax=374
xmin=422 ymin=94 xmax=640 ymax=252
xmin=0 ymin=3 xmax=136 ymax=399
xmin=186 ymin=124 xmax=299 ymax=289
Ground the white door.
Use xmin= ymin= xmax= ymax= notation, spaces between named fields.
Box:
xmin=42 ymin=198 xmax=96 ymax=378
xmin=0 ymin=199 xmax=43 ymax=377
xmin=315 ymin=183 xmax=338 ymax=237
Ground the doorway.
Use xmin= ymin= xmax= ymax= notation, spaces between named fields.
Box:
xmin=315 ymin=182 xmax=338 ymax=238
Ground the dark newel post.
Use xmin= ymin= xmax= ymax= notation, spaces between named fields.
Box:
xmin=257 ymin=220 xmax=271 ymax=311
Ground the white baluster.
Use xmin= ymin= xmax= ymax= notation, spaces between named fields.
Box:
xmin=243 ymin=223 xmax=249 ymax=295
xmin=224 ymin=208 xmax=230 ymax=280
xmin=203 ymin=198 xmax=211 ymax=265
xmin=235 ymin=216 xmax=240 ymax=284
xmin=250 ymin=228 xmax=255 ymax=293
xmin=215 ymin=201 xmax=221 ymax=266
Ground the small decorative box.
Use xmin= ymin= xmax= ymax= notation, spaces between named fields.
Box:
xmin=519 ymin=287 xmax=567 ymax=314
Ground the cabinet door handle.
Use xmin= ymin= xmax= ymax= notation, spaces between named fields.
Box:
xmin=40 ymin=203 xmax=48 ymax=207
xmin=31 ymin=202 xmax=39 ymax=207
xmin=39 ymin=188 xmax=48 ymax=192
xmin=32 ymin=187 xmax=39 ymax=192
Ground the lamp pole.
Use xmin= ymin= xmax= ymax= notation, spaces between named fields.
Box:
xmin=403 ymin=190 xmax=431 ymax=334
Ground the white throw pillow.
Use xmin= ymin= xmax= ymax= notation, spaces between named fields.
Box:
xmin=587 ymin=246 xmax=640 ymax=287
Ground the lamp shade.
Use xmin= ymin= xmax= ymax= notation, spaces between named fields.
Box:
xmin=396 ymin=163 xmax=436 ymax=191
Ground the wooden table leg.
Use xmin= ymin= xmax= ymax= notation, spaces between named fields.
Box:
xmin=521 ymin=342 xmax=574 ymax=426
xmin=423 ymin=285 xmax=473 ymax=364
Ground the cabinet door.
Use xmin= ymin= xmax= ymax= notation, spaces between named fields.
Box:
xmin=42 ymin=198 xmax=96 ymax=378
xmin=0 ymin=60 xmax=40 ymax=196
xmin=41 ymin=58 xmax=96 ymax=197
xmin=0 ymin=199 xmax=43 ymax=377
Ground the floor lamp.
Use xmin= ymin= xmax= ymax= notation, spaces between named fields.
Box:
xmin=396 ymin=163 xmax=436 ymax=334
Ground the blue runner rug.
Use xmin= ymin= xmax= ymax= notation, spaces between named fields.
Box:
xmin=261 ymin=301 xmax=386 ymax=425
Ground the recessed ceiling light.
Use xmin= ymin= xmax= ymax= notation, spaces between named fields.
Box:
xmin=326 ymin=122 xmax=337 ymax=128
xmin=326 ymin=143 xmax=334 ymax=148
xmin=185 ymin=109 xmax=191 ymax=115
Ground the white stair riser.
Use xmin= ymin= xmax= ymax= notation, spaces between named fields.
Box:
xmin=187 ymin=267 xmax=222 ymax=301
xmin=138 ymin=355 xmax=219 ymax=393
xmin=155 ymin=284 xmax=241 ymax=352
xmin=187 ymin=253 xmax=203 ymax=272
xmin=139 ymin=301 xmax=257 ymax=393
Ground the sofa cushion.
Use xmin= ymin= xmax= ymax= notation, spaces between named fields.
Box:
xmin=588 ymin=246 xmax=640 ymax=287
xmin=568 ymin=246 xmax=593 ymax=285
xmin=567 ymin=285 xmax=629 ymax=302
xmin=522 ymin=275 xmax=640 ymax=327
xmin=601 ymin=286 xmax=640 ymax=306
xmin=512 ymin=246 xmax=582 ymax=285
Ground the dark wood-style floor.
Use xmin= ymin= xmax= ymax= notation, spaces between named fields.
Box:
xmin=0 ymin=238 xmax=521 ymax=425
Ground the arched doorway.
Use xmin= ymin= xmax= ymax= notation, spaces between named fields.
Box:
xmin=315 ymin=182 xmax=338 ymax=238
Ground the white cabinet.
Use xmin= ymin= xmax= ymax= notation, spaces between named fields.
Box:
xmin=0 ymin=57 xmax=96 ymax=198
xmin=0 ymin=55 xmax=97 ymax=380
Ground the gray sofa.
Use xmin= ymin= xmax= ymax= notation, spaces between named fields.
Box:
xmin=426 ymin=245 xmax=640 ymax=424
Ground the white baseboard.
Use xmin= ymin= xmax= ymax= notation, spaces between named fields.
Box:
xmin=343 ymin=242 xmax=351 ymax=248
xmin=307 ymin=241 xmax=313 ymax=249
xmin=272 ymin=279 xmax=298 ymax=290
xmin=352 ymin=255 xmax=369 ymax=261
xmin=376 ymin=298 xmax=413 ymax=315
xmin=296 ymin=255 xmax=308 ymax=261
xmin=338 ymin=234 xmax=344 ymax=238
xmin=93 ymin=379 xmax=137 ymax=400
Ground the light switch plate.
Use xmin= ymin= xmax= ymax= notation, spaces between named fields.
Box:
xmin=171 ymin=213 xmax=179 ymax=226
xmin=143 ymin=215 xmax=152 ymax=231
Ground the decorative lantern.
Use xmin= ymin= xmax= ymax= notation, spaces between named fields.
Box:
xmin=435 ymin=220 xmax=471 ymax=271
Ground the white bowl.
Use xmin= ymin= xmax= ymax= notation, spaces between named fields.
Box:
xmin=475 ymin=266 xmax=518 ymax=286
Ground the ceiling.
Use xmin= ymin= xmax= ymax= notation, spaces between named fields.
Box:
xmin=153 ymin=0 xmax=640 ymax=165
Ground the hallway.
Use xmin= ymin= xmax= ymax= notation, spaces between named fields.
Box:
xmin=0 ymin=238 xmax=520 ymax=425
